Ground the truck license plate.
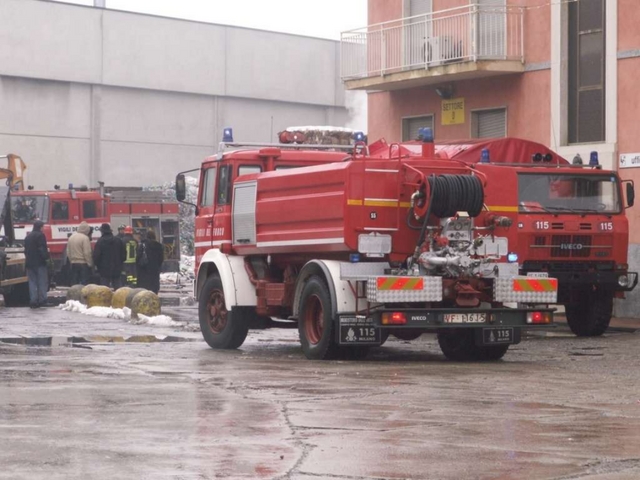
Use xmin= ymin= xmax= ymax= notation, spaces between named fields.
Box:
xmin=482 ymin=328 xmax=514 ymax=345
xmin=339 ymin=316 xmax=380 ymax=345
xmin=443 ymin=313 xmax=487 ymax=324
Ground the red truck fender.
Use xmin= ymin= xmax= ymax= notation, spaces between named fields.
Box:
xmin=195 ymin=249 xmax=257 ymax=308
xmin=293 ymin=260 xmax=371 ymax=318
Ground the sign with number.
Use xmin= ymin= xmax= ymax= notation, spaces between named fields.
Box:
xmin=339 ymin=316 xmax=380 ymax=345
xmin=441 ymin=98 xmax=465 ymax=125
xmin=620 ymin=153 xmax=640 ymax=169
xmin=598 ymin=221 xmax=614 ymax=232
xmin=534 ymin=221 xmax=550 ymax=230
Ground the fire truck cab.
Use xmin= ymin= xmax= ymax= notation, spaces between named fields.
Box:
xmin=369 ymin=137 xmax=637 ymax=337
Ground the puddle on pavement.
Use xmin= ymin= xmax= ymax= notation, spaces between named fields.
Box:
xmin=0 ymin=334 xmax=195 ymax=348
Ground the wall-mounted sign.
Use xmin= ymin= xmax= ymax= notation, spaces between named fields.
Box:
xmin=441 ymin=98 xmax=465 ymax=126
xmin=619 ymin=153 xmax=640 ymax=169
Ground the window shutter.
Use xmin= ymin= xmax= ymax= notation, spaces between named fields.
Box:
xmin=474 ymin=109 xmax=506 ymax=138
xmin=409 ymin=0 xmax=431 ymax=16
xmin=403 ymin=116 xmax=434 ymax=141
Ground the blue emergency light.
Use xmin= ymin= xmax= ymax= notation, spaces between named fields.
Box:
xmin=589 ymin=151 xmax=599 ymax=166
xmin=507 ymin=252 xmax=518 ymax=263
xmin=354 ymin=131 xmax=365 ymax=142
xmin=222 ymin=127 xmax=234 ymax=143
xmin=418 ymin=127 xmax=434 ymax=142
xmin=480 ymin=148 xmax=490 ymax=163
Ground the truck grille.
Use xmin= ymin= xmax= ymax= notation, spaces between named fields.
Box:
xmin=533 ymin=235 xmax=593 ymax=258
xmin=522 ymin=261 xmax=614 ymax=273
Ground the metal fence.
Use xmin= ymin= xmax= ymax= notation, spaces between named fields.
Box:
xmin=341 ymin=4 xmax=524 ymax=80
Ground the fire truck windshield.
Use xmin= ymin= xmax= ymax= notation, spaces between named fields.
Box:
xmin=518 ymin=173 xmax=621 ymax=214
xmin=10 ymin=195 xmax=49 ymax=223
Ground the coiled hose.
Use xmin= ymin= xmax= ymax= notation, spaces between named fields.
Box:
xmin=427 ymin=174 xmax=484 ymax=218
xmin=407 ymin=174 xmax=484 ymax=266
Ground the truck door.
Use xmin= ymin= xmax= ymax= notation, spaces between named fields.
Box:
xmin=194 ymin=166 xmax=217 ymax=261
xmin=214 ymin=164 xmax=233 ymax=248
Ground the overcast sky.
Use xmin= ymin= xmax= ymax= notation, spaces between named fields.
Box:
xmin=54 ymin=0 xmax=367 ymax=39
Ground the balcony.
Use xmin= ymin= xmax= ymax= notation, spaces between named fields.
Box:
xmin=341 ymin=4 xmax=525 ymax=91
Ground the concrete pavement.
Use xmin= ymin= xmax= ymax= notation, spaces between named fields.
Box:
xmin=1 ymin=305 xmax=640 ymax=479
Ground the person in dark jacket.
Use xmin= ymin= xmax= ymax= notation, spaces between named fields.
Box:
xmin=24 ymin=220 xmax=50 ymax=308
xmin=93 ymin=223 xmax=126 ymax=289
xmin=136 ymin=230 xmax=164 ymax=294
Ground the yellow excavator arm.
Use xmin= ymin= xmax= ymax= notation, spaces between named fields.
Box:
xmin=0 ymin=154 xmax=26 ymax=190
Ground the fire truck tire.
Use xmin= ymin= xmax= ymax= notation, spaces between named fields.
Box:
xmin=437 ymin=329 xmax=509 ymax=361
xmin=199 ymin=274 xmax=248 ymax=350
xmin=3 ymin=283 xmax=30 ymax=307
xmin=565 ymin=291 xmax=613 ymax=337
xmin=298 ymin=276 xmax=339 ymax=360
xmin=392 ymin=329 xmax=423 ymax=341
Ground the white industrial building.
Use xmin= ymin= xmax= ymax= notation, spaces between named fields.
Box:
xmin=0 ymin=0 xmax=354 ymax=188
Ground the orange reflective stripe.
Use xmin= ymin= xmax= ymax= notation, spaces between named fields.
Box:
xmin=512 ymin=278 xmax=557 ymax=292
xmin=377 ymin=277 xmax=424 ymax=290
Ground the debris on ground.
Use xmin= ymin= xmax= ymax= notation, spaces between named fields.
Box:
xmin=59 ymin=300 xmax=184 ymax=327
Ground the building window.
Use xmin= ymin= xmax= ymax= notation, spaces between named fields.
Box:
xmin=471 ymin=108 xmax=507 ymax=138
xmin=404 ymin=1 xmax=433 ymax=69
xmin=568 ymin=0 xmax=605 ymax=144
xmin=402 ymin=115 xmax=434 ymax=141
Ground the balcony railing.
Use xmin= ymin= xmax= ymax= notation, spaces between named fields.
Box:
xmin=341 ymin=4 xmax=524 ymax=81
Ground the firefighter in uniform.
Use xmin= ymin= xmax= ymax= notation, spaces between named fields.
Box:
xmin=122 ymin=226 xmax=138 ymax=286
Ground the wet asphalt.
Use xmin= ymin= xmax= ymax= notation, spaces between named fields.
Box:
xmin=1 ymin=306 xmax=640 ymax=480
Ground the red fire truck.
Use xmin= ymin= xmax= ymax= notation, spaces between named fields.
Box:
xmin=176 ymin=129 xmax=557 ymax=361
xmin=368 ymin=136 xmax=637 ymax=337
xmin=4 ymin=185 xmax=180 ymax=284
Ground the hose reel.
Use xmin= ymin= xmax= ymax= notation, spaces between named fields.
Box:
xmin=408 ymin=174 xmax=485 ymax=267
xmin=412 ymin=174 xmax=484 ymax=220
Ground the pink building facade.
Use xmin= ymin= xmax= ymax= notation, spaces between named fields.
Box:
xmin=341 ymin=0 xmax=640 ymax=315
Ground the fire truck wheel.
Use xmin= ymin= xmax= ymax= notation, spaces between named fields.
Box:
xmin=3 ymin=283 xmax=30 ymax=307
xmin=437 ymin=330 xmax=509 ymax=361
xmin=298 ymin=276 xmax=339 ymax=360
xmin=199 ymin=274 xmax=248 ymax=350
xmin=565 ymin=290 xmax=613 ymax=337
xmin=391 ymin=329 xmax=423 ymax=341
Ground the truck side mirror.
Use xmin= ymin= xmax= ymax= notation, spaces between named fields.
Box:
xmin=626 ymin=182 xmax=635 ymax=208
xmin=175 ymin=174 xmax=186 ymax=202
